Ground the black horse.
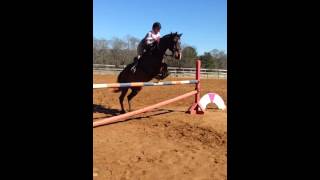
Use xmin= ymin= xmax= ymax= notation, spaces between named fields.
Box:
xmin=114 ymin=32 xmax=183 ymax=113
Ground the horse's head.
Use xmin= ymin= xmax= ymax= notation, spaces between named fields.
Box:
xmin=169 ymin=32 xmax=182 ymax=60
xmin=162 ymin=32 xmax=182 ymax=60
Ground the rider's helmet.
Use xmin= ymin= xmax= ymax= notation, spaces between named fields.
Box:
xmin=152 ymin=22 xmax=161 ymax=30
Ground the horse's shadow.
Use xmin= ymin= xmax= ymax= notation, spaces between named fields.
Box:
xmin=93 ymin=104 xmax=121 ymax=117
xmin=93 ymin=104 xmax=181 ymax=123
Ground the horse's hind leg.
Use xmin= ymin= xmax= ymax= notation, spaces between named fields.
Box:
xmin=127 ymin=87 xmax=142 ymax=112
xmin=119 ymin=88 xmax=129 ymax=114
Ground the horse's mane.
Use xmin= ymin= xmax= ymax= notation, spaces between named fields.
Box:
xmin=161 ymin=32 xmax=177 ymax=39
xmin=161 ymin=34 xmax=170 ymax=39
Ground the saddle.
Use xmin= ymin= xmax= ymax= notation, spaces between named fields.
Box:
xmin=131 ymin=42 xmax=159 ymax=73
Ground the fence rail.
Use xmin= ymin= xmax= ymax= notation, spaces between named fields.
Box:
xmin=93 ymin=64 xmax=227 ymax=79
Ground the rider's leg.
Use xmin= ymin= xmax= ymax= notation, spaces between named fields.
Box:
xmin=131 ymin=42 xmax=145 ymax=73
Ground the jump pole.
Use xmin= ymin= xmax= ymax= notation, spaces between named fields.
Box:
xmin=93 ymin=80 xmax=199 ymax=89
xmin=93 ymin=59 xmax=204 ymax=127
xmin=93 ymin=90 xmax=198 ymax=127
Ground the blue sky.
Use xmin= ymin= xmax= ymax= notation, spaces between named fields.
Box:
xmin=93 ymin=0 xmax=226 ymax=55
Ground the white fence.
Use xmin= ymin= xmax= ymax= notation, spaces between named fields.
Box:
xmin=93 ymin=64 xmax=227 ymax=79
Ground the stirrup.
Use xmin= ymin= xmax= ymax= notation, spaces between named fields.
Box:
xmin=130 ymin=65 xmax=137 ymax=73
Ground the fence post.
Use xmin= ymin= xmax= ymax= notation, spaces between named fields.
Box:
xmin=187 ymin=60 xmax=204 ymax=115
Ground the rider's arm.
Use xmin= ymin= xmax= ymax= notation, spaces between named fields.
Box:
xmin=145 ymin=32 xmax=154 ymax=45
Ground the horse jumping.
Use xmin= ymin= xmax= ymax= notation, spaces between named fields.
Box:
xmin=114 ymin=32 xmax=183 ymax=113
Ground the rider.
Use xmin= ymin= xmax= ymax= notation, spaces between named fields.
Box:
xmin=131 ymin=22 xmax=161 ymax=73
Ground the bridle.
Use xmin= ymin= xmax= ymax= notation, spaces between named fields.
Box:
xmin=164 ymin=40 xmax=181 ymax=58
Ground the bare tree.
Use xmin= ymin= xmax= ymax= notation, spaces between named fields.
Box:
xmin=128 ymin=36 xmax=140 ymax=50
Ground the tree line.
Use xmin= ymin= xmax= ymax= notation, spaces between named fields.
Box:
xmin=93 ymin=35 xmax=227 ymax=69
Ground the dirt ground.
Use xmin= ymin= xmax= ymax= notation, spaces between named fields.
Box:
xmin=93 ymin=75 xmax=227 ymax=180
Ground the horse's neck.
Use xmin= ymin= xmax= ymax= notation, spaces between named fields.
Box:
xmin=159 ymin=37 xmax=170 ymax=55
xmin=140 ymin=37 xmax=169 ymax=68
